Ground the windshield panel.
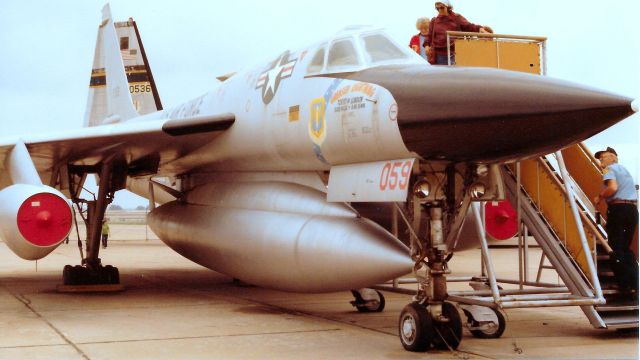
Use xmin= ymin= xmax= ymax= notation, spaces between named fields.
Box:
xmin=307 ymin=45 xmax=326 ymax=74
xmin=361 ymin=34 xmax=409 ymax=63
xmin=327 ymin=39 xmax=359 ymax=70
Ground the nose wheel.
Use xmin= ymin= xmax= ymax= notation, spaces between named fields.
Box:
xmin=399 ymin=301 xmax=463 ymax=352
xmin=399 ymin=302 xmax=433 ymax=352
xmin=432 ymin=302 xmax=462 ymax=350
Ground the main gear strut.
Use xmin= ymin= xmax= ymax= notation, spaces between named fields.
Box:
xmin=61 ymin=158 xmax=125 ymax=287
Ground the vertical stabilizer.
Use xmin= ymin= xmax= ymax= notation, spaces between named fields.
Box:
xmin=83 ymin=4 xmax=162 ymax=127
xmin=100 ymin=4 xmax=138 ymax=122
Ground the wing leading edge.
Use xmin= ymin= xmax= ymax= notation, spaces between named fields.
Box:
xmin=0 ymin=114 xmax=235 ymax=190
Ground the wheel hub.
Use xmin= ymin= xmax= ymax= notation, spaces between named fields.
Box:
xmin=401 ymin=315 xmax=416 ymax=342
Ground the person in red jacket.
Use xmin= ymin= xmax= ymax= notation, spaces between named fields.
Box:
xmin=409 ymin=17 xmax=431 ymax=61
xmin=425 ymin=0 xmax=490 ymax=65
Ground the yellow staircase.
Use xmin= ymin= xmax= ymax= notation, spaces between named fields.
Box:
xmin=509 ymin=157 xmax=601 ymax=281
xmin=451 ymin=31 xmax=638 ymax=329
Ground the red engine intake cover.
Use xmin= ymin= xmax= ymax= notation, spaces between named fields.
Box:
xmin=484 ymin=201 xmax=518 ymax=241
xmin=17 ymin=193 xmax=72 ymax=247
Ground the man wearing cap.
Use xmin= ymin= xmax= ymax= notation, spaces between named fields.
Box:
xmin=594 ymin=147 xmax=639 ymax=294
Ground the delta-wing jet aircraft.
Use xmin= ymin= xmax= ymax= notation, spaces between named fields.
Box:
xmin=0 ymin=5 xmax=636 ymax=352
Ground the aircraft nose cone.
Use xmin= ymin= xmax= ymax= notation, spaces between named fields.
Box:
xmin=340 ymin=65 xmax=635 ymax=162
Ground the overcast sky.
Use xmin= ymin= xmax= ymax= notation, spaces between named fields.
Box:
xmin=0 ymin=0 xmax=638 ymax=207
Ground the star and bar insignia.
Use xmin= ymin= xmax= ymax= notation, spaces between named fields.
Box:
xmin=256 ymin=51 xmax=297 ymax=104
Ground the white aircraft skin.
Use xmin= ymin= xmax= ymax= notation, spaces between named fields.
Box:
xmin=133 ymin=31 xmax=414 ymax=174
xmin=0 ymin=4 xmax=636 ymax=352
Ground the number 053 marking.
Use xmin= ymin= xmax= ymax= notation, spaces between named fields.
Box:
xmin=379 ymin=160 xmax=412 ymax=191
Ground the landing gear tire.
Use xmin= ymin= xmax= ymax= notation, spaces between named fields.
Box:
xmin=399 ymin=302 xmax=433 ymax=352
xmin=103 ymin=265 xmax=120 ymax=284
xmin=432 ymin=302 xmax=463 ymax=350
xmin=466 ymin=308 xmax=506 ymax=339
xmin=62 ymin=265 xmax=74 ymax=285
xmin=62 ymin=265 xmax=120 ymax=285
xmin=351 ymin=289 xmax=385 ymax=313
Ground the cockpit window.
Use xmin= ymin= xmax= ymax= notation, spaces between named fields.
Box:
xmin=361 ymin=34 xmax=408 ymax=63
xmin=327 ymin=39 xmax=359 ymax=70
xmin=307 ymin=45 xmax=326 ymax=74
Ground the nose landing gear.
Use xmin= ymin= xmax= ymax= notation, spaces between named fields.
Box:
xmin=396 ymin=162 xmax=483 ymax=352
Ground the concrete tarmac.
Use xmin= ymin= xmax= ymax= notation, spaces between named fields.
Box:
xmin=0 ymin=239 xmax=637 ymax=359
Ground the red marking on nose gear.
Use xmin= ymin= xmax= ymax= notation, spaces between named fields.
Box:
xmin=485 ymin=201 xmax=518 ymax=241
xmin=17 ymin=193 xmax=71 ymax=247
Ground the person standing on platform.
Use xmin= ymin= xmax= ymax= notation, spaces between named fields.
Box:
xmin=410 ymin=17 xmax=431 ymax=61
xmin=425 ymin=0 xmax=491 ymax=65
xmin=594 ymin=147 xmax=639 ymax=295
xmin=101 ymin=219 xmax=111 ymax=249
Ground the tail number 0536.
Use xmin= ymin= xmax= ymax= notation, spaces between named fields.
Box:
xmin=129 ymin=84 xmax=152 ymax=94
xmin=379 ymin=161 xmax=412 ymax=191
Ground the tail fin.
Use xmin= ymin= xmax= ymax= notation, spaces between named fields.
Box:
xmin=83 ymin=4 xmax=163 ymax=127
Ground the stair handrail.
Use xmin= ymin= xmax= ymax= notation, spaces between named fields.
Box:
xmin=536 ymin=156 xmax=613 ymax=253
xmin=556 ymin=151 xmax=604 ymax=300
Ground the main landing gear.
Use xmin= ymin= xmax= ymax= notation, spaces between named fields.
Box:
xmin=60 ymin=159 xmax=125 ymax=288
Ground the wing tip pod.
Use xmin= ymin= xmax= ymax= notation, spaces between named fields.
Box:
xmin=632 ymin=99 xmax=638 ymax=113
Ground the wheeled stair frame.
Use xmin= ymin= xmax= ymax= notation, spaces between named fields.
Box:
xmin=447 ymin=150 xmax=637 ymax=330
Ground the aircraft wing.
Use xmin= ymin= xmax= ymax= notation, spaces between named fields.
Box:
xmin=0 ymin=113 xmax=235 ymax=189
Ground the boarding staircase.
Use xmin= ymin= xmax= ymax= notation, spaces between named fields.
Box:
xmin=445 ymin=31 xmax=638 ymax=330
xmin=502 ymin=143 xmax=638 ymax=329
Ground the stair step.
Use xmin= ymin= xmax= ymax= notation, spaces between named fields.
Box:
xmin=601 ymin=313 xmax=638 ymax=329
xmin=599 ymin=311 xmax=639 ymax=329
xmin=596 ymin=304 xmax=639 ymax=312
xmin=602 ymin=289 xmax=619 ymax=295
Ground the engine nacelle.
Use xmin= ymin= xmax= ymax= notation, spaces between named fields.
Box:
xmin=0 ymin=184 xmax=72 ymax=260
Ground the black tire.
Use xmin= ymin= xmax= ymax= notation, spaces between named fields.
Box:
xmin=110 ymin=266 xmax=120 ymax=284
xmin=104 ymin=265 xmax=120 ymax=284
xmin=399 ymin=302 xmax=433 ymax=352
xmin=73 ymin=265 xmax=87 ymax=285
xmin=469 ymin=308 xmax=506 ymax=339
xmin=432 ymin=302 xmax=463 ymax=350
xmin=356 ymin=290 xmax=386 ymax=313
xmin=62 ymin=265 xmax=74 ymax=285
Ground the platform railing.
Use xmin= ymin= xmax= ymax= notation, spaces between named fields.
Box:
xmin=445 ymin=31 xmax=547 ymax=75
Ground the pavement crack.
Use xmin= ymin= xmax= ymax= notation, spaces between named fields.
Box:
xmin=6 ymin=287 xmax=90 ymax=360
xmin=75 ymin=328 xmax=342 ymax=345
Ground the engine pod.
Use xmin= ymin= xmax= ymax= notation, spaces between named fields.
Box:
xmin=0 ymin=184 xmax=72 ymax=260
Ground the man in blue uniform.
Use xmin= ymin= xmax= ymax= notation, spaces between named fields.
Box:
xmin=594 ymin=147 xmax=639 ymax=294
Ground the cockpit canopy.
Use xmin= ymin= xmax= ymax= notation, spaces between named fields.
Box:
xmin=306 ymin=27 xmax=424 ymax=75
